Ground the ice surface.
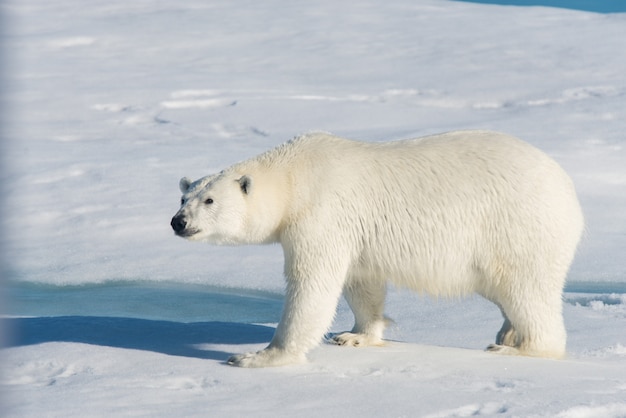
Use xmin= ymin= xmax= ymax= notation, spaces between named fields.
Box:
xmin=2 ymin=0 xmax=625 ymax=289
xmin=1 ymin=0 xmax=625 ymax=416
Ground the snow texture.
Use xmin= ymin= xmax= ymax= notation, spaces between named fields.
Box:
xmin=1 ymin=0 xmax=625 ymax=416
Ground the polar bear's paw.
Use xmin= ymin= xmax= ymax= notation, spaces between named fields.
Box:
xmin=330 ymin=332 xmax=384 ymax=348
xmin=487 ymin=343 xmax=565 ymax=359
xmin=486 ymin=344 xmax=521 ymax=356
xmin=227 ymin=347 xmax=305 ymax=368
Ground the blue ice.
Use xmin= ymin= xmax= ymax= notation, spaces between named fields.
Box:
xmin=454 ymin=0 xmax=626 ymax=13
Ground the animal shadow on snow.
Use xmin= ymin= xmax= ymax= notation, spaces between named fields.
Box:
xmin=2 ymin=317 xmax=274 ymax=361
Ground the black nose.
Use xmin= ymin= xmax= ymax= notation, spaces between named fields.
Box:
xmin=171 ymin=215 xmax=187 ymax=233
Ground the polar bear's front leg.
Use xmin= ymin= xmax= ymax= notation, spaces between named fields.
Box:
xmin=332 ymin=277 xmax=387 ymax=347
xmin=228 ymin=264 xmax=346 ymax=367
xmin=227 ymin=346 xmax=305 ymax=368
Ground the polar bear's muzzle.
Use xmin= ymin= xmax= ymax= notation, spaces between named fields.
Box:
xmin=170 ymin=213 xmax=199 ymax=238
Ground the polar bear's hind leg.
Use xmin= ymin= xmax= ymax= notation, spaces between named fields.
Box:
xmin=487 ymin=278 xmax=567 ymax=359
xmin=496 ymin=314 xmax=518 ymax=347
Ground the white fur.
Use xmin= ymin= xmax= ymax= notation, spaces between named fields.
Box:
xmin=172 ymin=130 xmax=584 ymax=367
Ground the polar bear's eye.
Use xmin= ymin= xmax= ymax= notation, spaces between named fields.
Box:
xmin=181 ymin=198 xmax=186 ymax=205
xmin=205 ymin=198 xmax=214 ymax=205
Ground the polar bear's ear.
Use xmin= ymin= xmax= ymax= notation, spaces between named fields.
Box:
xmin=179 ymin=177 xmax=192 ymax=193
xmin=238 ymin=175 xmax=251 ymax=195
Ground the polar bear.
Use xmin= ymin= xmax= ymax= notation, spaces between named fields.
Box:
xmin=171 ymin=130 xmax=584 ymax=367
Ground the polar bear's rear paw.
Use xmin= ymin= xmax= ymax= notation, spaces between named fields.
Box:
xmin=227 ymin=347 xmax=305 ymax=368
xmin=486 ymin=344 xmax=521 ymax=356
xmin=330 ymin=332 xmax=384 ymax=347
xmin=487 ymin=343 xmax=565 ymax=359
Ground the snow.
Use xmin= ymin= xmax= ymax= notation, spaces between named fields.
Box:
xmin=1 ymin=0 xmax=625 ymax=416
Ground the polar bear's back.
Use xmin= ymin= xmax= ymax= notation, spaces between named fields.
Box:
xmin=278 ymin=131 xmax=583 ymax=297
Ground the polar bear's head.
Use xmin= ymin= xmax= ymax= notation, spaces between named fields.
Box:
xmin=171 ymin=168 xmax=285 ymax=245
